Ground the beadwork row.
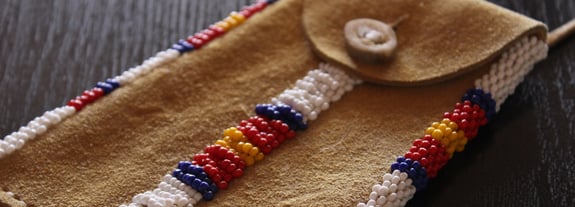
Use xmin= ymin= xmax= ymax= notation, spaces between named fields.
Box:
xmin=357 ymin=36 xmax=548 ymax=207
xmin=122 ymin=63 xmax=361 ymax=207
xmin=0 ymin=0 xmax=278 ymax=161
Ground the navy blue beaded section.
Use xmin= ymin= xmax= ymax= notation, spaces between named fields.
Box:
xmin=172 ymin=39 xmax=195 ymax=53
xmin=461 ymin=88 xmax=496 ymax=121
xmin=390 ymin=157 xmax=428 ymax=191
xmin=173 ymin=161 xmax=218 ymax=200
xmin=255 ymin=104 xmax=308 ymax=131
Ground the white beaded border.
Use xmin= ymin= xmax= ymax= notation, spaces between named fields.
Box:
xmin=357 ymin=36 xmax=548 ymax=207
xmin=271 ymin=63 xmax=362 ymax=122
xmin=475 ymin=36 xmax=548 ymax=111
xmin=0 ymin=48 xmax=180 ymax=160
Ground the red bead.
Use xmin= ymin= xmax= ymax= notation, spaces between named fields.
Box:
xmin=67 ymin=99 xmax=84 ymax=111
xmin=201 ymin=29 xmax=217 ymax=39
xmin=208 ymin=25 xmax=225 ymax=36
xmin=232 ymin=168 xmax=243 ymax=178
xmin=193 ymin=32 xmax=210 ymax=42
xmin=261 ymin=145 xmax=272 ymax=154
xmin=217 ymin=181 xmax=228 ymax=189
xmin=91 ymin=87 xmax=105 ymax=98
xmin=226 ymin=163 xmax=237 ymax=173
xmin=286 ymin=130 xmax=296 ymax=139
xmin=220 ymin=159 xmax=231 ymax=169
xmin=404 ymin=152 xmax=413 ymax=160
xmin=187 ymin=37 xmax=205 ymax=49
xmin=429 ymin=145 xmax=438 ymax=154
xmin=222 ymin=172 xmax=233 ymax=182
xmin=418 ymin=148 xmax=429 ymax=157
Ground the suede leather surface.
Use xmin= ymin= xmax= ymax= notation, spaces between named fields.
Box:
xmin=304 ymin=0 xmax=546 ymax=85
xmin=0 ymin=0 xmax=545 ymax=206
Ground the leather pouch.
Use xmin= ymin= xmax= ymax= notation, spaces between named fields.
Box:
xmin=0 ymin=0 xmax=547 ymax=206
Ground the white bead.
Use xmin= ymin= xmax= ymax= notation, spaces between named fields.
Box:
xmin=387 ymin=193 xmax=397 ymax=202
xmin=44 ymin=113 xmax=61 ymax=124
xmin=389 ymin=184 xmax=398 ymax=193
xmin=367 ymin=199 xmax=376 ymax=206
xmin=377 ymin=186 xmax=389 ymax=196
xmin=382 ymin=173 xmax=392 ymax=181
xmin=382 ymin=180 xmax=391 ymax=187
xmin=372 ymin=184 xmax=382 ymax=192
xmin=357 ymin=203 xmax=367 ymax=207
xmin=391 ymin=176 xmax=400 ymax=184
xmin=376 ymin=196 xmax=387 ymax=205
xmin=369 ymin=191 xmax=378 ymax=200
xmin=399 ymin=172 xmax=408 ymax=181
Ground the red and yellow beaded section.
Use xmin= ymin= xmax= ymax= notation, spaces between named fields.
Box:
xmin=424 ymin=118 xmax=467 ymax=158
xmin=215 ymin=127 xmax=265 ymax=166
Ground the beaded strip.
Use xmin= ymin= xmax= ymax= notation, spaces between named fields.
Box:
xmin=357 ymin=36 xmax=548 ymax=207
xmin=122 ymin=63 xmax=362 ymax=207
xmin=0 ymin=0 xmax=277 ymax=160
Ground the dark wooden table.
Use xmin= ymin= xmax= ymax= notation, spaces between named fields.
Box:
xmin=0 ymin=0 xmax=573 ymax=206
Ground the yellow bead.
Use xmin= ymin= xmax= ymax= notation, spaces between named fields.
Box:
xmin=248 ymin=147 xmax=259 ymax=157
xmin=448 ymin=121 xmax=458 ymax=131
xmin=224 ymin=17 xmax=239 ymax=28
xmin=456 ymin=130 xmax=465 ymax=139
xmin=431 ymin=129 xmax=443 ymax=139
xmin=447 ymin=145 xmax=456 ymax=156
xmin=216 ymin=21 xmax=231 ymax=31
xmin=438 ymin=123 xmax=447 ymax=133
xmin=230 ymin=12 xmax=246 ymax=23
xmin=245 ymin=156 xmax=255 ymax=166
xmin=448 ymin=132 xmax=458 ymax=141
xmin=255 ymin=152 xmax=264 ymax=161
xmin=215 ymin=140 xmax=229 ymax=148
xmin=440 ymin=138 xmax=450 ymax=147
xmin=425 ymin=127 xmax=435 ymax=135
xmin=444 ymin=127 xmax=453 ymax=135
xmin=232 ymin=130 xmax=245 ymax=141
xmin=431 ymin=122 xmax=440 ymax=128
xmin=242 ymin=142 xmax=253 ymax=153
xmin=223 ymin=127 xmax=235 ymax=137
xmin=441 ymin=118 xmax=451 ymax=125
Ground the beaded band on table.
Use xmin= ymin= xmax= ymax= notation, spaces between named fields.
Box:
xmin=0 ymin=0 xmax=277 ymax=159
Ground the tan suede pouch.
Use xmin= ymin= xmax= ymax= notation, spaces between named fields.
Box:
xmin=0 ymin=0 xmax=546 ymax=206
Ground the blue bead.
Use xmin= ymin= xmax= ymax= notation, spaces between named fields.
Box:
xmin=177 ymin=39 xmax=194 ymax=52
xmin=96 ymin=82 xmax=114 ymax=94
xmin=105 ymin=79 xmax=120 ymax=89
xmin=255 ymin=105 xmax=267 ymax=115
xmin=412 ymin=161 xmax=421 ymax=169
xmin=191 ymin=165 xmax=204 ymax=175
xmin=209 ymin=184 xmax=218 ymax=193
xmin=191 ymin=178 xmax=202 ymax=189
xmin=178 ymin=161 xmax=191 ymax=170
xmin=182 ymin=174 xmax=193 ymax=185
xmin=172 ymin=169 xmax=183 ymax=178
xmin=198 ymin=182 xmax=209 ymax=192
xmin=278 ymin=105 xmax=291 ymax=114
xmin=197 ymin=172 xmax=207 ymax=180
xmin=408 ymin=168 xmax=417 ymax=178
xmin=203 ymin=190 xmax=215 ymax=201
xmin=266 ymin=0 xmax=278 ymax=4
xmin=171 ymin=44 xmax=186 ymax=54
xmin=390 ymin=162 xmax=399 ymax=171
xmin=399 ymin=162 xmax=409 ymax=171
xmin=405 ymin=158 xmax=413 ymax=166
xmin=396 ymin=157 xmax=405 ymax=163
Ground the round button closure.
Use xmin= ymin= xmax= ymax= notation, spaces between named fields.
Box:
xmin=344 ymin=18 xmax=397 ymax=64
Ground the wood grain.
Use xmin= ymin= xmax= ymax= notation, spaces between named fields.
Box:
xmin=0 ymin=0 xmax=573 ymax=206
